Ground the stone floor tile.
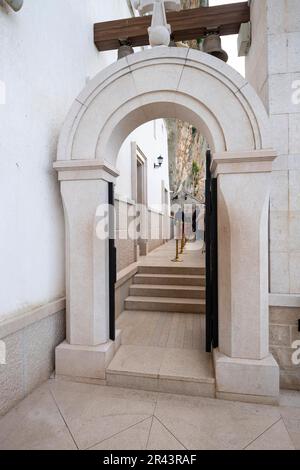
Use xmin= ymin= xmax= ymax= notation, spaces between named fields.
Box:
xmin=49 ymin=380 xmax=157 ymax=450
xmin=0 ymin=383 xmax=76 ymax=450
xmin=147 ymin=417 xmax=185 ymax=450
xmin=280 ymin=405 xmax=300 ymax=450
xmin=107 ymin=345 xmax=165 ymax=378
xmin=159 ymin=348 xmax=214 ymax=383
xmin=155 ymin=393 xmax=281 ymax=450
xmin=89 ymin=418 xmax=152 ymax=450
xmin=280 ymin=389 xmax=300 ymax=408
xmin=245 ymin=419 xmax=295 ymax=450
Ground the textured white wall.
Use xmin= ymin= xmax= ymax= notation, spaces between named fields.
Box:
xmin=116 ymin=119 xmax=169 ymax=210
xmin=0 ymin=0 xmax=155 ymax=319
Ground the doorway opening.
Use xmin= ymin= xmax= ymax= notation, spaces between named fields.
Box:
xmin=107 ymin=114 xmax=214 ymax=395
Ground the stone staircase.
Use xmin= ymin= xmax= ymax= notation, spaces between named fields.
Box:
xmin=125 ymin=265 xmax=206 ymax=314
xmin=106 ymin=259 xmax=216 ymax=398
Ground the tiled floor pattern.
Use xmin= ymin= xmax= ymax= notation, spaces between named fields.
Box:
xmin=0 ymin=380 xmax=299 ymax=450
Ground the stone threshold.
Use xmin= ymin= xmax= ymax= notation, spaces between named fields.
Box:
xmin=106 ymin=344 xmax=215 ymax=398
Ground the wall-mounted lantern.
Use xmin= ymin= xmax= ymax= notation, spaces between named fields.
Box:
xmin=3 ymin=0 xmax=23 ymax=12
xmin=154 ymin=155 xmax=164 ymax=169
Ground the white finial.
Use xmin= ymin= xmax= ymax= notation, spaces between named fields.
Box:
xmin=148 ymin=0 xmax=171 ymax=47
xmin=132 ymin=0 xmax=180 ymax=15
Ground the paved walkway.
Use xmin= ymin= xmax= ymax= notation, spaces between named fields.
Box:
xmin=0 ymin=379 xmax=299 ymax=450
xmin=139 ymin=239 xmax=205 ymax=268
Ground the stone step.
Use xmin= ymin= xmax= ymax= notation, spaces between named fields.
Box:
xmin=134 ymin=273 xmax=205 ymax=287
xmin=130 ymin=284 xmax=205 ymax=299
xmin=106 ymin=345 xmax=215 ymax=398
xmin=138 ymin=265 xmax=205 ymax=276
xmin=124 ymin=296 xmax=205 ymax=314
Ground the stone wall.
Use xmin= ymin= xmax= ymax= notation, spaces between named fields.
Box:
xmin=0 ymin=301 xmax=65 ymax=416
xmin=115 ymin=198 xmax=137 ymax=272
xmin=148 ymin=209 xmax=164 ymax=253
xmin=246 ymin=0 xmax=300 ymax=295
xmin=246 ymin=0 xmax=300 ymax=389
xmin=115 ymin=200 xmax=167 ymax=272
xmin=270 ymin=306 xmax=300 ymax=390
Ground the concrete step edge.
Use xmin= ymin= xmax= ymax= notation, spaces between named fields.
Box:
xmin=125 ymin=296 xmax=205 ymax=304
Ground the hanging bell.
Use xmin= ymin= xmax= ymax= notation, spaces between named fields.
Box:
xmin=118 ymin=40 xmax=134 ymax=60
xmin=202 ymin=33 xmax=228 ymax=63
xmin=169 ymin=35 xmax=177 ymax=47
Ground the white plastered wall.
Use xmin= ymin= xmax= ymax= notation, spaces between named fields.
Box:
xmin=0 ymin=0 xmax=170 ymax=320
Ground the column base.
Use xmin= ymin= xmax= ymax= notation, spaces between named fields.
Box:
xmin=213 ymin=349 xmax=280 ymax=405
xmin=55 ymin=330 xmax=121 ymax=383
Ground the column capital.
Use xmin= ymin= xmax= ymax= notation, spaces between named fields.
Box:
xmin=53 ymin=159 xmax=120 ymax=183
xmin=211 ymin=149 xmax=277 ymax=177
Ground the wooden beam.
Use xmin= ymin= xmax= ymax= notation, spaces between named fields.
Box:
xmin=94 ymin=2 xmax=250 ymax=52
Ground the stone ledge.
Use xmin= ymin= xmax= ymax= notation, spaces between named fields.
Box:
xmin=0 ymin=298 xmax=66 ymax=340
xmin=116 ymin=262 xmax=138 ymax=288
xmin=269 ymin=294 xmax=300 ymax=308
xmin=216 ymin=391 xmax=279 ymax=406
xmin=115 ymin=193 xmax=136 ymax=206
xmin=148 ymin=207 xmax=164 ymax=216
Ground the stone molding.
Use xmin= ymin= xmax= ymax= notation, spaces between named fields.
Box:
xmin=53 ymin=159 xmax=120 ymax=182
xmin=269 ymin=294 xmax=300 ymax=308
xmin=148 ymin=206 xmax=164 ymax=216
xmin=0 ymin=298 xmax=66 ymax=340
xmin=211 ymin=150 xmax=277 ymax=176
xmin=115 ymin=193 xmax=136 ymax=206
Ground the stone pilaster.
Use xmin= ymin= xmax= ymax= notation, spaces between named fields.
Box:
xmin=212 ymin=151 xmax=280 ymax=404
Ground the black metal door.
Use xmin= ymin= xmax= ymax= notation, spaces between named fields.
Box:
xmin=205 ymin=150 xmax=219 ymax=352
xmin=108 ymin=182 xmax=117 ymax=341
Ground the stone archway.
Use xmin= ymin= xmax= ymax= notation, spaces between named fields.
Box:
xmin=54 ymin=47 xmax=279 ymax=403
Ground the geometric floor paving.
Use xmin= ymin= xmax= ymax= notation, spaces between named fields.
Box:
xmin=0 ymin=380 xmax=299 ymax=450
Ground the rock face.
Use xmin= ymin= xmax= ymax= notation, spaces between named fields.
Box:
xmin=166 ymin=120 xmax=207 ymax=201
xmin=166 ymin=0 xmax=208 ymax=202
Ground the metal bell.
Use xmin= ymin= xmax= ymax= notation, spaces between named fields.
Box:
xmin=169 ymin=35 xmax=177 ymax=47
xmin=202 ymin=33 xmax=228 ymax=63
xmin=118 ymin=40 xmax=134 ymax=60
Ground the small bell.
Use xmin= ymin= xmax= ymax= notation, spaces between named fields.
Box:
xmin=169 ymin=35 xmax=177 ymax=47
xmin=118 ymin=40 xmax=134 ymax=60
xmin=202 ymin=33 xmax=228 ymax=63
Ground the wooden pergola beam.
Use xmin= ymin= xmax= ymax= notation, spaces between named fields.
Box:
xmin=94 ymin=2 xmax=250 ymax=52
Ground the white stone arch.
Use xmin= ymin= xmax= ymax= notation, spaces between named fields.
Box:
xmin=57 ymin=47 xmax=271 ymax=166
xmin=54 ymin=47 xmax=279 ymax=403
